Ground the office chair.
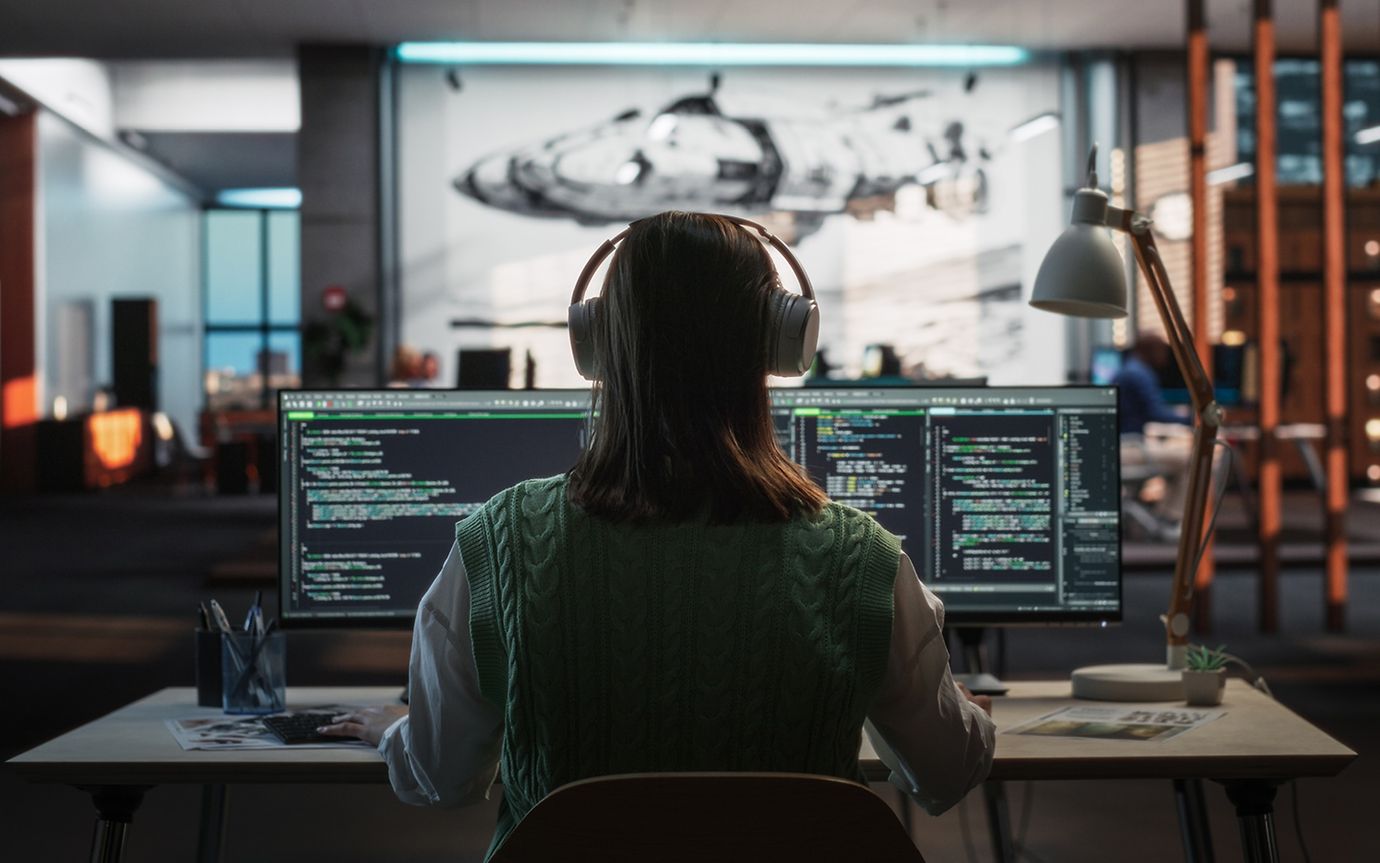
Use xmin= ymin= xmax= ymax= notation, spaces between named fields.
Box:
xmin=1120 ymin=433 xmax=1174 ymax=541
xmin=489 ymin=772 xmax=927 ymax=863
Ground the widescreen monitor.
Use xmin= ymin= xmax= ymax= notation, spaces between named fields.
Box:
xmin=280 ymin=386 xmax=1121 ymax=627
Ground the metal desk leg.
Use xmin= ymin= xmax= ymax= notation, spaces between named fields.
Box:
xmin=983 ymin=781 xmax=1015 ymax=863
xmin=77 ymin=785 xmax=149 ymax=863
xmin=1174 ymin=778 xmax=1215 ymax=862
xmin=1230 ymin=447 xmax=1260 ymax=534
xmin=1220 ymin=780 xmax=1281 ymax=863
xmin=1293 ymin=439 xmax=1327 ymax=494
xmin=197 ymin=784 xmax=229 ymax=863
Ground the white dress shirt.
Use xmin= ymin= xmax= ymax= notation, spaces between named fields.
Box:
xmin=379 ymin=542 xmax=996 ymax=816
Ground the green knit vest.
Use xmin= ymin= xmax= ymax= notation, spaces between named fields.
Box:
xmin=456 ymin=474 xmax=900 ymax=859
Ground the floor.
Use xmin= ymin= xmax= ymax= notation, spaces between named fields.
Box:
xmin=2 ymin=486 xmax=1377 ymax=862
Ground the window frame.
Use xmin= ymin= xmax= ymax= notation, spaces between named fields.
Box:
xmin=202 ymin=207 xmax=300 ymax=411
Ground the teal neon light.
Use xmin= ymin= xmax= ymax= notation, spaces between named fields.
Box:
xmin=216 ymin=188 xmax=302 ymax=209
xmin=394 ymin=42 xmax=1028 ymax=68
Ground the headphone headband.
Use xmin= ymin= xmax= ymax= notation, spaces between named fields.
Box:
xmin=568 ymin=213 xmax=820 ymax=380
xmin=569 ymin=214 xmax=815 ymax=306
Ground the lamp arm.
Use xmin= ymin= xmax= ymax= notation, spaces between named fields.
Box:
xmin=1122 ymin=218 xmax=1221 ymax=668
xmin=1110 ymin=208 xmax=1216 ymax=412
xmin=1143 ymin=235 xmax=1215 ymax=412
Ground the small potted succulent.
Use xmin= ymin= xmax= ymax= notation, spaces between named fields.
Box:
xmin=1182 ymin=644 xmax=1229 ymax=706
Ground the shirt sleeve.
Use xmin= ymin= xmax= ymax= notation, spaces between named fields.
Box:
xmin=866 ymin=552 xmax=996 ymax=815
xmin=377 ymin=540 xmax=505 ymax=807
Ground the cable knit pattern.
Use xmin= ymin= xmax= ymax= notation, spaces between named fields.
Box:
xmin=458 ymin=475 xmax=900 ymax=858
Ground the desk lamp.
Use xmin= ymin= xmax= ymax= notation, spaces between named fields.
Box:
xmin=1031 ymin=148 xmax=1222 ymax=701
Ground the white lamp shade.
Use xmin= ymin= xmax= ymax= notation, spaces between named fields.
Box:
xmin=1030 ymin=185 xmax=1130 ymax=319
xmin=1030 ymin=223 xmax=1129 ymax=319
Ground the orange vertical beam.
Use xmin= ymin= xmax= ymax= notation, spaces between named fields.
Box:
xmin=0 ymin=111 xmax=39 ymax=493
xmin=1319 ymin=0 xmax=1349 ymax=632
xmin=1187 ymin=0 xmax=1216 ymax=632
xmin=1254 ymin=0 xmax=1281 ymax=633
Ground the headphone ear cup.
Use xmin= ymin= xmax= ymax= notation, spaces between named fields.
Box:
xmin=568 ymin=298 xmax=602 ymax=381
xmin=765 ymin=289 xmax=820 ymax=376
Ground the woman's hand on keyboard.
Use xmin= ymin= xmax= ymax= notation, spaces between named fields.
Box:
xmin=318 ymin=705 xmax=409 ymax=746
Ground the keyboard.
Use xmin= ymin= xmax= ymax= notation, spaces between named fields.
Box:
xmin=261 ymin=712 xmax=347 ymax=745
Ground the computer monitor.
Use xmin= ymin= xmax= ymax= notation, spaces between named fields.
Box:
xmin=1090 ymin=346 xmax=1123 ymax=386
xmin=1094 ymin=342 xmax=1243 ymax=408
xmin=770 ymin=386 xmax=1122 ymax=625
xmin=278 ymin=389 xmax=590 ymax=626
xmin=1161 ymin=344 xmax=1245 ymax=408
xmin=456 ymin=348 xmax=513 ymax=389
xmin=280 ymin=385 xmax=1121 ymax=628
xmin=1212 ymin=343 xmax=1245 ymax=407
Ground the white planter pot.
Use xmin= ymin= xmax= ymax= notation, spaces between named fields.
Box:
xmin=1182 ymin=669 xmax=1226 ymax=706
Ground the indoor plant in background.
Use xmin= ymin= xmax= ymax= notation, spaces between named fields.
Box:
xmin=1182 ymin=644 xmax=1228 ymax=706
xmin=303 ymin=286 xmax=375 ymax=387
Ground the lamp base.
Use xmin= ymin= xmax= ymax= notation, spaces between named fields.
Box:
xmin=1071 ymin=663 xmax=1185 ymax=702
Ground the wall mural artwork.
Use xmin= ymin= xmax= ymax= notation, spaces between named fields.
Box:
xmin=456 ymin=73 xmax=996 ymax=239
xmin=397 ymin=64 xmax=1066 ymax=389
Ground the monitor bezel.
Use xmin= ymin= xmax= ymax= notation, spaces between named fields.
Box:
xmin=276 ymin=387 xmax=593 ymax=630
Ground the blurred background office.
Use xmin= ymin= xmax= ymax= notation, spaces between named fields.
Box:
xmin=2 ymin=2 xmax=1379 ymax=861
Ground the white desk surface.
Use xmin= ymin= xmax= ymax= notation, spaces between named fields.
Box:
xmin=1221 ymin=423 xmax=1326 ymax=441
xmin=8 ymin=681 xmax=1354 ymax=787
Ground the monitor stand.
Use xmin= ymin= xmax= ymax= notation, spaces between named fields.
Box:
xmin=954 ymin=671 xmax=1009 ymax=696
xmin=952 ymin=627 xmax=1010 ymax=695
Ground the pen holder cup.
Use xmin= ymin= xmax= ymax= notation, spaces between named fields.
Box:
xmin=195 ymin=630 xmax=224 ymax=708
xmin=221 ymin=631 xmax=286 ymax=715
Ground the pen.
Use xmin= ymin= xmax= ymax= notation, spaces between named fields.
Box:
xmin=244 ymin=590 xmax=263 ymax=633
xmin=208 ymin=599 xmax=234 ymax=633
xmin=198 ymin=603 xmax=211 ymax=631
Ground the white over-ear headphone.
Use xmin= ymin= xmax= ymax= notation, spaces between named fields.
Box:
xmin=568 ymin=214 xmax=820 ymax=381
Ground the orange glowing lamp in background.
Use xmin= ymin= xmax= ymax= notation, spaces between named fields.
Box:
xmin=85 ymin=409 xmax=147 ymax=486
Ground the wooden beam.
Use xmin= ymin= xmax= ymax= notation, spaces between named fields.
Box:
xmin=1254 ymin=0 xmax=1281 ymax=633
xmin=1319 ymin=0 xmax=1348 ymax=632
xmin=1187 ymin=0 xmax=1216 ymax=632
xmin=0 ymin=111 xmax=38 ymax=493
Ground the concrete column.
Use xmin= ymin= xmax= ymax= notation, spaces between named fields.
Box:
xmin=0 ymin=111 xmax=39 ymax=492
xmin=296 ymin=45 xmax=385 ymax=386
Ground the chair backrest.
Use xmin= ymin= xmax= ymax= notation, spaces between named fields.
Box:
xmin=1119 ymin=433 xmax=1163 ymax=483
xmin=489 ymin=772 xmax=926 ymax=863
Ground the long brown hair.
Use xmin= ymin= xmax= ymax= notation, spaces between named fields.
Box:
xmin=567 ymin=211 xmax=827 ymax=523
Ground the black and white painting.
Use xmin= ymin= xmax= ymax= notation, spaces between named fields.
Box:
xmin=397 ymin=63 xmax=1066 ymax=388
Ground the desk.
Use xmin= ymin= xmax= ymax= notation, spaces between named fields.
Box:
xmin=1220 ymin=422 xmax=1328 ymax=492
xmin=1220 ymin=424 xmax=1329 ymax=527
xmin=1217 ymin=423 xmax=1338 ymax=633
xmin=9 ymin=682 xmax=1355 ymax=863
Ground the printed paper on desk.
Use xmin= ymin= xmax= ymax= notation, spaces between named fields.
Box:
xmin=166 ymin=707 xmax=370 ymax=751
xmin=1005 ymin=705 xmax=1225 ymax=742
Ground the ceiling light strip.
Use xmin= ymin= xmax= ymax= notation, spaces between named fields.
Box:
xmin=216 ymin=188 xmax=302 ymax=209
xmin=394 ymin=42 xmax=1029 ymax=67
